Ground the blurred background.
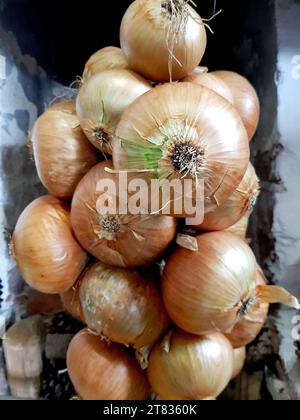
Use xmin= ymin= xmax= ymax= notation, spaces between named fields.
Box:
xmin=0 ymin=0 xmax=300 ymax=399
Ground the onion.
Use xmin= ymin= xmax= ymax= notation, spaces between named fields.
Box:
xmin=225 ymin=270 xmax=269 ymax=348
xmin=61 ymin=282 xmax=84 ymax=322
xmin=67 ymin=329 xmax=150 ymax=400
xmin=225 ymin=214 xmax=250 ymax=240
xmin=79 ymin=261 xmax=169 ymax=348
xmin=148 ymin=329 xmax=233 ymax=400
xmin=71 ymin=161 xmax=177 ymax=267
xmin=113 ymin=83 xmax=249 ymax=215
xmin=76 ymin=69 xmax=151 ymax=154
xmin=212 ymin=71 xmax=260 ymax=141
xmin=31 ymin=101 xmax=99 ymax=199
xmin=196 ymin=163 xmax=259 ymax=231
xmin=120 ymin=0 xmax=207 ymax=82
xmin=231 ymin=347 xmax=246 ymax=379
xmin=12 ymin=196 xmax=88 ymax=294
xmin=162 ymin=232 xmax=299 ymax=335
xmin=82 ymin=47 xmax=129 ymax=82
xmin=182 ymin=72 xmax=234 ymax=104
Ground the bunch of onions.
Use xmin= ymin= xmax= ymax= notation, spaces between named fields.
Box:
xmin=120 ymin=0 xmax=207 ymax=83
xmin=212 ymin=71 xmax=260 ymax=141
xmin=182 ymin=71 xmax=234 ymax=104
xmin=71 ymin=161 xmax=177 ymax=267
xmin=11 ymin=196 xmax=88 ymax=294
xmin=113 ymin=83 xmax=250 ymax=215
xmin=82 ymin=47 xmax=129 ymax=82
xmin=79 ymin=261 xmax=169 ymax=349
xmin=31 ymin=101 xmax=99 ymax=199
xmin=76 ymin=69 xmax=151 ymax=154
xmin=225 ymin=214 xmax=250 ymax=240
xmin=148 ymin=329 xmax=234 ymax=400
xmin=225 ymin=270 xmax=269 ymax=348
xmin=61 ymin=281 xmax=84 ymax=322
xmin=67 ymin=329 xmax=150 ymax=400
xmin=196 ymin=163 xmax=260 ymax=231
xmin=231 ymin=347 xmax=246 ymax=379
xmin=162 ymin=232 xmax=299 ymax=335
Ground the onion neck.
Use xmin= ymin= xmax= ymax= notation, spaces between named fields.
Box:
xmin=255 ymin=284 xmax=300 ymax=309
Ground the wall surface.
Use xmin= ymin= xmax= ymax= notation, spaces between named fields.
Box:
xmin=272 ymin=0 xmax=300 ymax=399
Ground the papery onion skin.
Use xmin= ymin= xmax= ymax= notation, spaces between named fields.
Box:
xmin=120 ymin=0 xmax=207 ymax=82
xmin=76 ymin=69 xmax=151 ymax=154
xmin=231 ymin=347 xmax=246 ymax=380
xmin=196 ymin=163 xmax=259 ymax=231
xmin=182 ymin=72 xmax=234 ymax=104
xmin=162 ymin=232 xmax=257 ymax=335
xmin=67 ymin=329 xmax=150 ymax=400
xmin=71 ymin=161 xmax=177 ymax=267
xmin=61 ymin=283 xmax=84 ymax=322
xmin=225 ymin=214 xmax=250 ymax=240
xmin=79 ymin=262 xmax=169 ymax=348
xmin=212 ymin=71 xmax=260 ymax=141
xmin=12 ymin=196 xmax=88 ymax=294
xmin=82 ymin=47 xmax=129 ymax=82
xmin=225 ymin=270 xmax=269 ymax=349
xmin=31 ymin=101 xmax=99 ymax=199
xmin=113 ymin=83 xmax=249 ymax=215
xmin=148 ymin=329 xmax=233 ymax=400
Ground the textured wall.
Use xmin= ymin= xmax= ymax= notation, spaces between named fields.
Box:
xmin=0 ymin=9 xmax=69 ymax=311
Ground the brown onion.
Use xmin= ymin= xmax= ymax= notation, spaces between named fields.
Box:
xmin=225 ymin=214 xmax=250 ymax=240
xmin=12 ymin=196 xmax=88 ymax=294
xmin=148 ymin=329 xmax=233 ymax=400
xmin=60 ymin=282 xmax=84 ymax=322
xmin=79 ymin=261 xmax=169 ymax=348
xmin=67 ymin=329 xmax=150 ymax=400
xmin=231 ymin=347 xmax=246 ymax=379
xmin=182 ymin=72 xmax=234 ymax=104
xmin=31 ymin=101 xmax=99 ymax=199
xmin=82 ymin=47 xmax=129 ymax=82
xmin=196 ymin=163 xmax=259 ymax=231
xmin=225 ymin=270 xmax=269 ymax=348
xmin=120 ymin=0 xmax=207 ymax=82
xmin=71 ymin=161 xmax=177 ymax=267
xmin=76 ymin=69 xmax=151 ymax=154
xmin=162 ymin=232 xmax=299 ymax=335
xmin=113 ymin=83 xmax=249 ymax=215
xmin=212 ymin=71 xmax=260 ymax=141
